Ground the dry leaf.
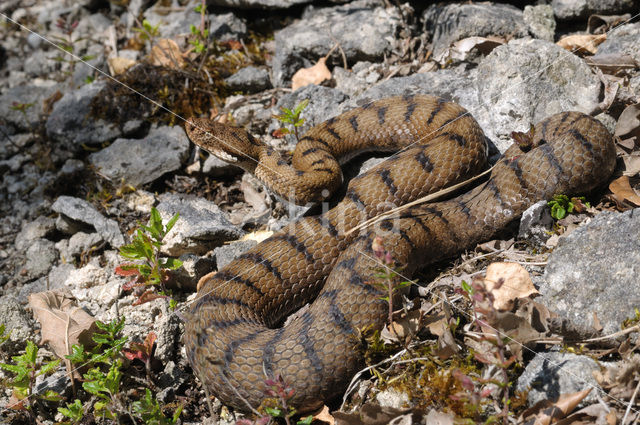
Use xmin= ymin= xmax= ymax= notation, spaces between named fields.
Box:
xmin=107 ymin=56 xmax=136 ymax=75
xmin=313 ymin=405 xmax=335 ymax=425
xmin=149 ymin=38 xmax=185 ymax=69
xmin=585 ymin=53 xmax=638 ymax=74
xmin=291 ymin=57 xmax=332 ymax=91
xmin=28 ymin=290 xmax=98 ymax=378
xmin=587 ymin=13 xmax=632 ymax=34
xmin=520 ymin=388 xmax=592 ymax=425
xmin=333 ymin=403 xmax=412 ymax=425
xmin=484 ymin=262 xmax=539 ymax=311
xmin=609 ymin=175 xmax=640 ymax=206
xmin=615 ymin=103 xmax=640 ymax=148
xmin=381 ymin=309 xmax=421 ymax=344
xmin=557 ymin=34 xmax=605 ymax=55
xmin=446 ymin=36 xmax=504 ymax=62
xmin=240 ymin=230 xmax=274 ymax=243
xmin=240 ymin=179 xmax=268 ymax=213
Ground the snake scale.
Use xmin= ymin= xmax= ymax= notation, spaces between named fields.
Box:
xmin=183 ymin=95 xmax=615 ymax=413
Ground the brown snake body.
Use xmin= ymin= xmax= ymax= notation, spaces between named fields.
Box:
xmin=183 ymin=95 xmax=615 ymax=412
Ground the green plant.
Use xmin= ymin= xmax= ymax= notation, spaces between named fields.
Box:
xmin=116 ymin=207 xmax=182 ymax=306
xmin=0 ymin=323 xmax=10 ymax=346
xmin=132 ymin=19 xmax=161 ymax=43
xmin=272 ymin=99 xmax=310 ymax=142
xmin=57 ymin=398 xmax=84 ymax=425
xmin=0 ymin=340 xmax=62 ymax=418
xmin=189 ymin=1 xmax=210 ymax=54
xmin=51 ymin=16 xmax=95 ymax=84
xmin=10 ymin=101 xmax=34 ymax=131
xmin=548 ymin=194 xmax=590 ymax=220
xmin=131 ymin=388 xmax=183 ymax=425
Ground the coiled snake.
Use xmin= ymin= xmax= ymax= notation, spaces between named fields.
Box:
xmin=183 ymin=95 xmax=615 ymax=412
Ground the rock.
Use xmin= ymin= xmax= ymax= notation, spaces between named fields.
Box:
xmin=523 ymin=5 xmax=556 ymax=42
xmin=155 ymin=193 xmax=244 ymax=256
xmin=24 ymin=239 xmax=57 ymax=278
xmin=518 ymin=201 xmax=553 ymax=246
xmin=376 ymin=388 xmax=411 ymax=409
xmin=272 ymin=0 xmax=399 ymax=87
xmin=551 ymin=0 xmax=638 ymax=21
xmin=540 ymin=209 xmax=640 ymax=337
xmin=224 ymin=66 xmax=272 ymax=93
xmin=144 ymin=1 xmax=198 ymax=38
xmin=123 ymin=190 xmax=156 ymax=214
xmin=0 ymin=81 xmax=59 ymax=131
xmin=62 ymin=261 xmax=121 ymax=308
xmin=214 ymin=240 xmax=257 ymax=270
xmin=89 ymin=125 xmax=190 ymax=187
xmin=15 ymin=215 xmax=56 ymax=251
xmin=596 ymin=22 xmax=640 ymax=64
xmin=55 ymin=232 xmax=104 ymax=262
xmin=172 ymin=253 xmax=217 ymax=291
xmin=51 ymin=196 xmax=125 ymax=248
xmin=0 ymin=295 xmax=35 ymax=354
xmin=269 ymin=85 xmax=349 ymax=149
xmin=474 ymin=38 xmax=600 ymax=152
xmin=46 ymin=81 xmax=122 ymax=150
xmin=516 ymin=350 xmax=601 ymax=406
xmin=201 ymin=154 xmax=243 ymax=178
xmin=206 ymin=0 xmax=311 ymax=9
xmin=423 ymin=2 xmax=529 ymax=62
xmin=210 ymin=12 xmax=247 ymax=41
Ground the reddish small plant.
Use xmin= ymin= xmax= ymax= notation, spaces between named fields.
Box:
xmin=122 ymin=331 xmax=157 ymax=386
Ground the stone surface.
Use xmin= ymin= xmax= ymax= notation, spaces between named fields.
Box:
xmin=551 ymin=0 xmax=638 ymax=20
xmin=55 ymin=232 xmax=104 ymax=262
xmin=155 ymin=193 xmax=244 ymax=256
xmin=523 ymin=4 xmax=556 ymax=41
xmin=213 ymin=240 xmax=257 ymax=270
xmin=46 ymin=81 xmax=122 ymax=149
xmin=89 ymin=125 xmax=190 ymax=187
xmin=14 ymin=215 xmax=56 ymax=252
xmin=51 ymin=196 xmax=125 ymax=247
xmin=518 ymin=201 xmax=554 ymax=246
xmin=24 ymin=238 xmax=57 ymax=278
xmin=517 ymin=350 xmax=601 ymax=406
xmin=0 ymin=295 xmax=35 ymax=353
xmin=172 ymin=253 xmax=217 ymax=291
xmin=423 ymin=2 xmax=529 ymax=61
xmin=0 ymin=81 xmax=59 ymax=131
xmin=207 ymin=0 xmax=312 ymax=9
xmin=225 ymin=66 xmax=272 ymax=93
xmin=540 ymin=209 xmax=640 ymax=337
xmin=474 ymin=38 xmax=601 ymax=152
xmin=272 ymin=0 xmax=399 ymax=87
xmin=210 ymin=12 xmax=247 ymax=41
xmin=596 ymin=22 xmax=640 ymax=64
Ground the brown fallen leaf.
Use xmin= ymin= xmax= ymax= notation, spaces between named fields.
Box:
xmin=585 ymin=53 xmax=638 ymax=75
xmin=107 ymin=56 xmax=136 ymax=76
xmin=149 ymin=38 xmax=185 ymax=69
xmin=28 ymin=290 xmax=98 ymax=379
xmin=587 ymin=13 xmax=632 ymax=34
xmin=333 ymin=403 xmax=415 ymax=425
xmin=484 ymin=262 xmax=539 ymax=311
xmin=609 ymin=175 xmax=640 ymax=207
xmin=441 ymin=35 xmax=505 ymax=63
xmin=557 ymin=34 xmax=605 ymax=55
xmin=313 ymin=405 xmax=335 ymax=425
xmin=519 ymin=388 xmax=592 ymax=425
xmin=291 ymin=56 xmax=332 ymax=91
xmin=615 ymin=103 xmax=640 ymax=149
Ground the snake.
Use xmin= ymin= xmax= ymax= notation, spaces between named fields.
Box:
xmin=182 ymin=94 xmax=615 ymax=413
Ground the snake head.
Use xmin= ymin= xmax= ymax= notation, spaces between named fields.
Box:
xmin=185 ymin=118 xmax=259 ymax=172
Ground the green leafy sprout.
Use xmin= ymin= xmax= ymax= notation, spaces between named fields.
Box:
xmin=272 ymin=99 xmax=310 ymax=142
xmin=0 ymin=340 xmax=62 ymax=418
xmin=116 ymin=207 xmax=182 ymax=307
xmin=132 ymin=19 xmax=161 ymax=42
xmin=548 ymin=194 xmax=590 ymax=220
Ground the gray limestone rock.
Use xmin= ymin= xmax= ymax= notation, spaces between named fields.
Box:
xmin=551 ymin=0 xmax=638 ymax=21
xmin=423 ymin=2 xmax=529 ymax=62
xmin=55 ymin=232 xmax=104 ymax=262
xmin=523 ymin=4 xmax=556 ymax=42
xmin=596 ymin=22 xmax=640 ymax=64
xmin=201 ymin=154 xmax=243 ymax=178
xmin=24 ymin=239 xmax=57 ymax=278
xmin=272 ymin=0 xmax=399 ymax=87
xmin=0 ymin=81 xmax=59 ymax=131
xmin=46 ymin=82 xmax=121 ymax=149
xmin=210 ymin=12 xmax=247 ymax=41
xmin=156 ymin=193 xmax=245 ymax=256
xmin=172 ymin=253 xmax=217 ymax=291
xmin=225 ymin=66 xmax=272 ymax=93
xmin=0 ymin=295 xmax=35 ymax=354
xmin=518 ymin=201 xmax=554 ymax=246
xmin=540 ymin=209 xmax=640 ymax=337
xmin=207 ymin=0 xmax=311 ymax=9
xmin=474 ymin=38 xmax=600 ymax=152
xmin=517 ymin=350 xmax=601 ymax=406
xmin=51 ymin=196 xmax=125 ymax=248
xmin=214 ymin=240 xmax=257 ymax=270
xmin=15 ymin=215 xmax=56 ymax=252
xmin=89 ymin=125 xmax=190 ymax=187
